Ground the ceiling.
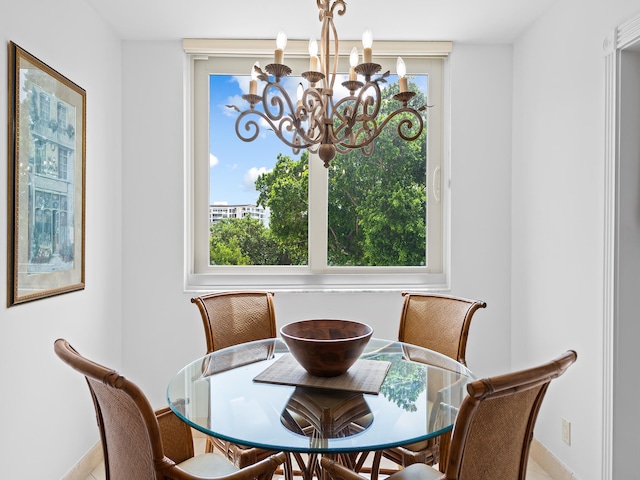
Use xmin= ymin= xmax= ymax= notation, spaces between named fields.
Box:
xmin=83 ymin=0 xmax=559 ymax=44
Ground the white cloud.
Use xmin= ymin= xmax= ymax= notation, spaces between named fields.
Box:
xmin=210 ymin=153 xmax=219 ymax=167
xmin=223 ymin=94 xmax=248 ymax=117
xmin=243 ymin=166 xmax=271 ymax=191
xmin=234 ymin=75 xmax=251 ymax=95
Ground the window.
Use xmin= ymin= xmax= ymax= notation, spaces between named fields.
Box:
xmin=57 ymin=103 xmax=67 ymax=130
xmin=39 ymin=92 xmax=50 ymax=121
xmin=185 ymin=39 xmax=450 ymax=291
xmin=58 ymin=148 xmax=68 ymax=180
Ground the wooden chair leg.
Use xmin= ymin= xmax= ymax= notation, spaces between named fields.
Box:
xmin=438 ymin=431 xmax=450 ymax=473
xmin=282 ymin=452 xmax=294 ymax=480
xmin=289 ymin=452 xmax=322 ymax=480
xmin=205 ymin=436 xmax=215 ymax=453
xmin=369 ymin=451 xmax=382 ymax=480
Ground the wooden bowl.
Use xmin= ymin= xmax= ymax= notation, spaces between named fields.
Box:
xmin=280 ymin=319 xmax=373 ymax=377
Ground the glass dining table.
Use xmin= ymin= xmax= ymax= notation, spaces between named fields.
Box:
xmin=167 ymin=337 xmax=473 ymax=480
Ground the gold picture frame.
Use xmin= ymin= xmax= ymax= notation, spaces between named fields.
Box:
xmin=7 ymin=42 xmax=86 ymax=306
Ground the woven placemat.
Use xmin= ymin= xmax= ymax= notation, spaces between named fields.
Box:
xmin=253 ymin=354 xmax=391 ymax=395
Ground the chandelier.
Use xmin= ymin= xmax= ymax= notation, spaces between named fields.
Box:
xmin=233 ymin=0 xmax=427 ymax=168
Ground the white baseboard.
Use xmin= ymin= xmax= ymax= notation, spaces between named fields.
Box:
xmin=61 ymin=442 xmax=102 ymax=480
xmin=530 ymin=438 xmax=579 ymax=480
xmin=62 ymin=429 xmax=205 ymax=479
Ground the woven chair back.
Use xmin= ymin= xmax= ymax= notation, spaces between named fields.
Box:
xmin=54 ymin=339 xmax=168 ymax=480
xmin=191 ymin=291 xmax=277 ymax=353
xmin=398 ymin=293 xmax=486 ymax=366
xmin=443 ymin=350 xmax=577 ymax=480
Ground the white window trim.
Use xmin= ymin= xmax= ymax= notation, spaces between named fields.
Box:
xmin=183 ymin=39 xmax=452 ymax=293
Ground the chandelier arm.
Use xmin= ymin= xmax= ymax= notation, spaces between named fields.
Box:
xmin=350 ymin=81 xmax=383 ymax=124
xmin=337 ymin=107 xmax=426 ymax=151
xmin=332 ymin=112 xmax=356 ymax=140
xmin=301 ymin=88 xmax=327 ymax=141
xmin=235 ymin=109 xmax=318 ymax=151
xmin=354 ymin=82 xmax=382 ymax=122
xmin=261 ymin=82 xmax=293 ymax=122
xmin=234 ymin=110 xmax=263 ymax=143
xmin=261 ymin=81 xmax=327 ymax=150
xmin=394 ymin=112 xmax=425 ymax=141
xmin=330 ymin=95 xmax=359 ymax=142
xmin=328 ymin=16 xmax=339 ymax=90
xmin=320 ymin=7 xmax=330 ymax=81
xmin=330 ymin=0 xmax=346 ymax=17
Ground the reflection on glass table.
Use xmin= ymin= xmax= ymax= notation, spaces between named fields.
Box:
xmin=167 ymin=338 xmax=473 ymax=479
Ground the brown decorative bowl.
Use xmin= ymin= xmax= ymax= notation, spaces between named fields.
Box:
xmin=280 ymin=319 xmax=373 ymax=377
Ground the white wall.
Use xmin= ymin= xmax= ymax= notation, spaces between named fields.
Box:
xmin=0 ymin=0 xmax=123 ymax=478
xmin=512 ymin=0 xmax=640 ymax=478
xmin=448 ymin=45 xmax=513 ymax=377
xmin=120 ymin=41 xmax=513 ymax=407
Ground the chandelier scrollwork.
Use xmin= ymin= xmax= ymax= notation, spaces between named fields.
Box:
xmin=233 ymin=0 xmax=427 ymax=168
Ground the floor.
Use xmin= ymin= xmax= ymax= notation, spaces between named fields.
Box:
xmin=82 ymin=436 xmax=556 ymax=480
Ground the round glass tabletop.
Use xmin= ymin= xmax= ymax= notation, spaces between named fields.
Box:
xmin=167 ymin=337 xmax=473 ymax=454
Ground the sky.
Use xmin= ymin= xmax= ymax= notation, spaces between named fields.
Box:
xmin=209 ymin=70 xmax=421 ymax=206
xmin=209 ymin=74 xmax=303 ymax=206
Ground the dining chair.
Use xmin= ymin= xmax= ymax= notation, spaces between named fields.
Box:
xmin=191 ymin=291 xmax=277 ymax=353
xmin=397 ymin=292 xmax=487 ymax=367
xmin=371 ymin=292 xmax=487 ymax=475
xmin=190 ymin=291 xmax=291 ymax=477
xmin=322 ymin=349 xmax=578 ymax=480
xmin=53 ymin=338 xmax=286 ymax=480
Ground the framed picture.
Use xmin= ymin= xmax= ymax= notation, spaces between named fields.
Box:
xmin=7 ymin=42 xmax=86 ymax=306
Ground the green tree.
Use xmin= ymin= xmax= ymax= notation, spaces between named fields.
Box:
xmin=377 ymin=354 xmax=427 ymax=412
xmin=236 ymin=78 xmax=427 ymax=267
xmin=209 ymin=216 xmax=280 ymax=265
xmin=256 ymin=153 xmax=309 ymax=265
xmin=328 ymin=79 xmax=427 ymax=266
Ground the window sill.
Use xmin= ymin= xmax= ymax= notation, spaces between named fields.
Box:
xmin=184 ymin=271 xmax=448 ymax=294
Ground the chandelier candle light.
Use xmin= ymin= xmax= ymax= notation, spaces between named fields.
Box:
xmin=234 ymin=0 xmax=427 ymax=168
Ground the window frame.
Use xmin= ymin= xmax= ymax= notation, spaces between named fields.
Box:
xmin=184 ymin=39 xmax=451 ymax=292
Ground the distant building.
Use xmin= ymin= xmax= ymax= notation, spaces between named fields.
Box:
xmin=209 ymin=204 xmax=268 ymax=226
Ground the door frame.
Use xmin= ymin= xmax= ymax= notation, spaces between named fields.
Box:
xmin=602 ymin=11 xmax=640 ymax=480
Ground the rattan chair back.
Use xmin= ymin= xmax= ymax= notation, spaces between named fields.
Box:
xmin=54 ymin=338 xmax=285 ymax=480
xmin=190 ymin=292 xmax=292 ymax=477
xmin=55 ymin=338 xmax=168 ymax=479
xmin=398 ymin=293 xmax=487 ymax=366
xmin=191 ymin=291 xmax=277 ymax=353
xmin=321 ymin=350 xmax=577 ymax=480
xmin=443 ymin=350 xmax=577 ymax=479
xmin=375 ymin=293 xmax=486 ymax=474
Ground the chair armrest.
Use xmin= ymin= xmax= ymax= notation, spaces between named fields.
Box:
xmin=232 ymin=451 xmax=287 ymax=480
xmin=163 ymin=449 xmax=286 ymax=480
xmin=321 ymin=457 xmax=368 ymax=480
xmin=156 ymin=406 xmax=195 ymax=464
xmin=322 ymin=456 xmax=445 ymax=480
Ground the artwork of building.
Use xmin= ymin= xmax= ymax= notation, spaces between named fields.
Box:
xmin=22 ymin=79 xmax=77 ymax=272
